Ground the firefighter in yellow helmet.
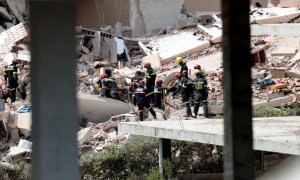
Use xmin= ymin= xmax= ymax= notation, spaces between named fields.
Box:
xmin=176 ymin=57 xmax=188 ymax=79
xmin=193 ymin=69 xmax=209 ymax=118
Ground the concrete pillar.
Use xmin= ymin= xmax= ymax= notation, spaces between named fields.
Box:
xmin=159 ymin=138 xmax=171 ymax=175
xmin=30 ymin=1 xmax=80 ymax=180
xmin=222 ymin=0 xmax=254 ymax=179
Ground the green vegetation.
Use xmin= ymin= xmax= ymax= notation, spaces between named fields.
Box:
xmin=0 ymin=163 xmax=31 ymax=180
xmin=3 ymin=105 xmax=299 ymax=179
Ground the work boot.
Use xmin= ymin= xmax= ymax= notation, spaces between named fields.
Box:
xmin=149 ymin=108 xmax=157 ymax=119
xmin=194 ymin=104 xmax=200 ymax=119
xmin=185 ymin=103 xmax=193 ymax=118
xmin=203 ymin=101 xmax=209 ymax=118
xmin=139 ymin=112 xmax=144 ymax=121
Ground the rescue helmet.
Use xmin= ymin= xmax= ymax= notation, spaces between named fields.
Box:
xmin=130 ymin=82 xmax=136 ymax=87
xmin=194 ymin=69 xmax=201 ymax=75
xmin=182 ymin=70 xmax=188 ymax=76
xmin=100 ymin=74 xmax=108 ymax=79
xmin=194 ymin=64 xmax=201 ymax=70
xmin=143 ymin=62 xmax=151 ymax=69
xmin=174 ymin=72 xmax=181 ymax=79
xmin=156 ymin=79 xmax=163 ymax=85
xmin=139 ymin=80 xmax=145 ymax=86
xmin=135 ymin=70 xmax=141 ymax=75
xmin=176 ymin=57 xmax=183 ymax=64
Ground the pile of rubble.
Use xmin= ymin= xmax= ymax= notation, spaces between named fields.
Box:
xmin=0 ymin=0 xmax=27 ymax=33
xmin=77 ymin=113 xmax=140 ymax=154
xmin=3 ymin=0 xmax=300 ymax=165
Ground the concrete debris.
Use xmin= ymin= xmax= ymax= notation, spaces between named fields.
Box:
xmin=78 ymin=118 xmax=131 ymax=153
xmin=250 ymin=7 xmax=300 ymax=24
xmin=78 ymin=127 xmax=93 ymax=146
xmin=3 ymin=2 xmax=300 ymax=165
xmin=281 ymin=0 xmax=300 ymax=8
xmin=271 ymin=47 xmax=298 ymax=56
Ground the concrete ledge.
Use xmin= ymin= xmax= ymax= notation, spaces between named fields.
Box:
xmin=119 ymin=116 xmax=300 ymax=155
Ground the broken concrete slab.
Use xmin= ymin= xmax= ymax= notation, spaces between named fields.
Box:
xmin=9 ymin=127 xmax=19 ymax=142
xmin=186 ymin=52 xmax=223 ymax=73
xmin=267 ymin=92 xmax=285 ymax=100
xmin=270 ymin=68 xmax=287 ymax=78
xmin=142 ymin=52 xmax=161 ymax=70
xmin=271 ymin=47 xmax=297 ymax=56
xmin=0 ymin=110 xmax=9 ymax=120
xmin=291 ymin=52 xmax=300 ymax=63
xmin=0 ymin=6 xmax=12 ymax=21
xmin=286 ymin=70 xmax=300 ymax=78
xmin=161 ymin=40 xmax=210 ymax=65
xmin=138 ymin=41 xmax=151 ymax=55
xmin=0 ymin=23 xmax=27 ymax=55
xmin=77 ymin=94 xmax=131 ymax=123
xmin=130 ymin=0 xmax=185 ymax=36
xmin=145 ymin=29 xmax=211 ymax=65
xmin=197 ymin=24 xmax=222 ymax=43
xmin=77 ymin=127 xmax=92 ymax=145
xmin=6 ymin=0 xmax=25 ymax=23
xmin=17 ymin=112 xmax=31 ymax=131
xmin=176 ymin=14 xmax=195 ymax=28
xmin=281 ymin=0 xmax=300 ymax=8
xmin=114 ymin=37 xmax=125 ymax=55
xmin=252 ymin=10 xmax=300 ymax=24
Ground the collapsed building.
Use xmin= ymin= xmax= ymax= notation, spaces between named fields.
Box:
xmin=1 ymin=0 xmax=300 ymax=168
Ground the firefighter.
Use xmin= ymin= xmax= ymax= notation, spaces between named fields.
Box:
xmin=131 ymin=70 xmax=143 ymax=85
xmin=128 ymin=82 xmax=137 ymax=106
xmin=99 ymin=74 xmax=111 ymax=98
xmin=144 ymin=62 xmax=156 ymax=104
xmin=100 ymin=74 xmax=119 ymax=99
xmin=175 ymin=57 xmax=188 ymax=78
xmin=109 ymin=77 xmax=119 ymax=100
xmin=179 ymin=70 xmax=195 ymax=118
xmin=135 ymin=80 xmax=157 ymax=121
xmin=4 ymin=60 xmax=18 ymax=102
xmin=153 ymin=79 xmax=163 ymax=109
xmin=193 ymin=69 xmax=209 ymax=118
xmin=167 ymin=72 xmax=181 ymax=98
xmin=194 ymin=64 xmax=206 ymax=78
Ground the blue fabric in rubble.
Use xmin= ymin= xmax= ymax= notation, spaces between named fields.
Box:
xmin=18 ymin=103 xmax=32 ymax=113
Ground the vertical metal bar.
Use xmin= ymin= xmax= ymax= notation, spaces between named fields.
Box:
xmin=159 ymin=138 xmax=171 ymax=175
xmin=30 ymin=1 xmax=80 ymax=180
xmin=222 ymin=0 xmax=254 ymax=179
xmin=261 ymin=151 xmax=264 ymax=172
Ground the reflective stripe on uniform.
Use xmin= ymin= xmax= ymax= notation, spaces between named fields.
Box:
xmin=194 ymin=82 xmax=204 ymax=90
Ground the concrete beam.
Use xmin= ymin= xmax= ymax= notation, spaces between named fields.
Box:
xmin=119 ymin=116 xmax=300 ymax=155
xmin=222 ymin=0 xmax=253 ymax=179
xmin=251 ymin=24 xmax=300 ymax=36
xmin=159 ymin=138 xmax=171 ymax=176
xmin=77 ymin=94 xmax=130 ymax=123
xmin=30 ymin=1 xmax=80 ymax=180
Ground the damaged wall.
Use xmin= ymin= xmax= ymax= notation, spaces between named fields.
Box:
xmin=77 ymin=0 xmax=280 ymax=36
xmin=130 ymin=0 xmax=185 ymax=37
xmin=184 ymin=0 xmax=280 ymax=12
xmin=76 ymin=0 xmax=130 ymax=30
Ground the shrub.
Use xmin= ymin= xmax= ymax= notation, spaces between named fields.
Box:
xmin=80 ymin=139 xmax=159 ymax=179
xmin=253 ymin=106 xmax=297 ymax=117
xmin=0 ymin=163 xmax=31 ymax=180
